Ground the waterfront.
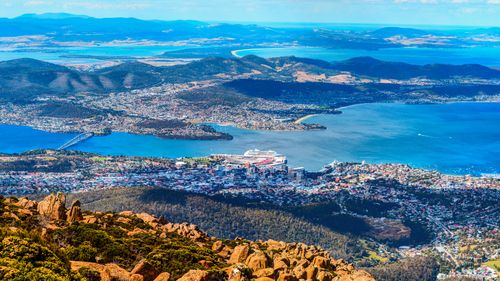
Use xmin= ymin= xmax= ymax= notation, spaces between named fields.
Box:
xmin=1 ymin=102 xmax=499 ymax=175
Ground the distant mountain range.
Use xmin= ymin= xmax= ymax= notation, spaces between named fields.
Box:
xmin=2 ymin=55 xmax=500 ymax=101
xmin=0 ymin=14 xmax=285 ymax=44
xmin=1 ymin=13 xmax=499 ymax=50
xmin=331 ymin=56 xmax=500 ymax=80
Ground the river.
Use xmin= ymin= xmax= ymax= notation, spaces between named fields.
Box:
xmin=1 ymin=102 xmax=499 ymax=175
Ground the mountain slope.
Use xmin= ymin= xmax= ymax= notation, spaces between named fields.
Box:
xmin=0 ymin=193 xmax=374 ymax=280
xmin=2 ymin=56 xmax=500 ymax=103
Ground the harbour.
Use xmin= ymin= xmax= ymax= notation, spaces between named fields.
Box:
xmin=1 ymin=102 xmax=499 ymax=175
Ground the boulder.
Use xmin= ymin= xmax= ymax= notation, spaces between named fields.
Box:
xmin=83 ymin=215 xmax=98 ymax=224
xmin=277 ymin=272 xmax=298 ymax=281
xmin=252 ymin=268 xmax=274 ymax=278
xmin=136 ymin=213 xmax=159 ymax=228
xmin=312 ymin=256 xmax=330 ymax=269
xmin=229 ymin=245 xmax=250 ymax=264
xmin=212 ymin=240 xmax=223 ymax=252
xmin=273 ymin=257 xmax=289 ymax=270
xmin=70 ymin=261 xmax=130 ymax=281
xmin=218 ymin=246 xmax=232 ymax=258
xmin=37 ymin=193 xmax=67 ymax=221
xmin=305 ymin=265 xmax=318 ymax=280
xmin=15 ymin=197 xmax=37 ymax=209
xmin=153 ymin=272 xmax=170 ymax=281
xmin=153 ymin=272 xmax=171 ymax=281
xmin=255 ymin=278 xmax=274 ymax=281
xmin=316 ymin=270 xmax=334 ymax=281
xmin=129 ymin=274 xmax=144 ymax=281
xmin=130 ymin=259 xmax=160 ymax=281
xmin=245 ymin=251 xmax=269 ymax=271
xmin=66 ymin=200 xmax=83 ymax=224
xmin=176 ymin=270 xmax=208 ymax=281
xmin=292 ymin=260 xmax=309 ymax=279
xmin=265 ymin=240 xmax=286 ymax=251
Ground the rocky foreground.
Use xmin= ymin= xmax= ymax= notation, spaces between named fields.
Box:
xmin=0 ymin=193 xmax=374 ymax=281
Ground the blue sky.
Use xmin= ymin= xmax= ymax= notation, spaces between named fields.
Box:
xmin=2 ymin=0 xmax=500 ymax=27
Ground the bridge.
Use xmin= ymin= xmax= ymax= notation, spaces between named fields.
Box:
xmin=58 ymin=132 xmax=94 ymax=150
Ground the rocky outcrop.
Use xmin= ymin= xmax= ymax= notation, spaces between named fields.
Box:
xmin=245 ymin=251 xmax=269 ymax=271
xmin=70 ymin=261 xmax=130 ymax=281
xmin=160 ymin=222 xmax=207 ymax=241
xmin=1 ymin=194 xmax=375 ymax=281
xmin=66 ymin=200 xmax=83 ymax=223
xmin=37 ymin=192 xmax=67 ymax=221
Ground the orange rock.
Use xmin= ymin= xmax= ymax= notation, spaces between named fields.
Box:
xmin=130 ymin=259 xmax=160 ymax=281
xmin=255 ymin=278 xmax=274 ymax=281
xmin=153 ymin=272 xmax=170 ymax=281
xmin=129 ymin=274 xmax=144 ymax=281
xmin=277 ymin=272 xmax=298 ymax=281
xmin=273 ymin=257 xmax=289 ymax=270
xmin=229 ymin=245 xmax=250 ymax=264
xmin=245 ymin=251 xmax=269 ymax=271
xmin=177 ymin=270 xmax=208 ymax=281
xmin=252 ymin=268 xmax=274 ymax=278
xmin=66 ymin=200 xmax=83 ymax=224
xmin=212 ymin=240 xmax=224 ymax=252
xmin=37 ymin=193 xmax=67 ymax=221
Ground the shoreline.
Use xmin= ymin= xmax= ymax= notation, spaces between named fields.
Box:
xmin=294 ymin=114 xmax=318 ymax=124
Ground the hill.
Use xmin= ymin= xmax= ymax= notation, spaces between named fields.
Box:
xmin=369 ymin=27 xmax=432 ymax=38
xmin=1 ymin=56 xmax=499 ymax=104
xmin=330 ymin=57 xmax=500 ymax=80
xmin=0 ymin=59 xmax=163 ymax=101
xmin=0 ymin=192 xmax=374 ymax=280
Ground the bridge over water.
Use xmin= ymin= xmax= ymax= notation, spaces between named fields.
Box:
xmin=58 ymin=132 xmax=94 ymax=150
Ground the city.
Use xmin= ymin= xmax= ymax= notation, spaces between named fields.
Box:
xmin=0 ymin=149 xmax=498 ymax=279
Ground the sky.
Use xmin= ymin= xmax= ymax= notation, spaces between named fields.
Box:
xmin=1 ymin=0 xmax=500 ymax=27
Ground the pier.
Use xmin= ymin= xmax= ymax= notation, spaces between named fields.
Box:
xmin=58 ymin=132 xmax=94 ymax=150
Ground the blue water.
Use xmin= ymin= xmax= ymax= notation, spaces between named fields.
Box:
xmin=234 ymin=46 xmax=500 ymax=67
xmin=1 ymin=102 xmax=499 ymax=175
xmin=0 ymin=45 xmax=187 ymax=64
xmin=3 ymin=44 xmax=500 ymax=68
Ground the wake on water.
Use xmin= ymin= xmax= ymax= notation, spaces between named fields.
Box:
xmin=417 ymin=133 xmax=453 ymax=139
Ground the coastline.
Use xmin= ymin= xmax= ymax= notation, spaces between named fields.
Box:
xmin=294 ymin=114 xmax=318 ymax=124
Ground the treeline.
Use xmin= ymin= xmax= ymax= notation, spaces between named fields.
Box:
xmin=69 ymin=187 xmax=369 ymax=262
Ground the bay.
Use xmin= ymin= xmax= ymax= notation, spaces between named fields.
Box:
xmin=0 ymin=45 xmax=187 ymax=64
xmin=1 ymin=102 xmax=499 ymax=175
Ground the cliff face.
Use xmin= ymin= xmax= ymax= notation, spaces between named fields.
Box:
xmin=0 ymin=193 xmax=375 ymax=281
